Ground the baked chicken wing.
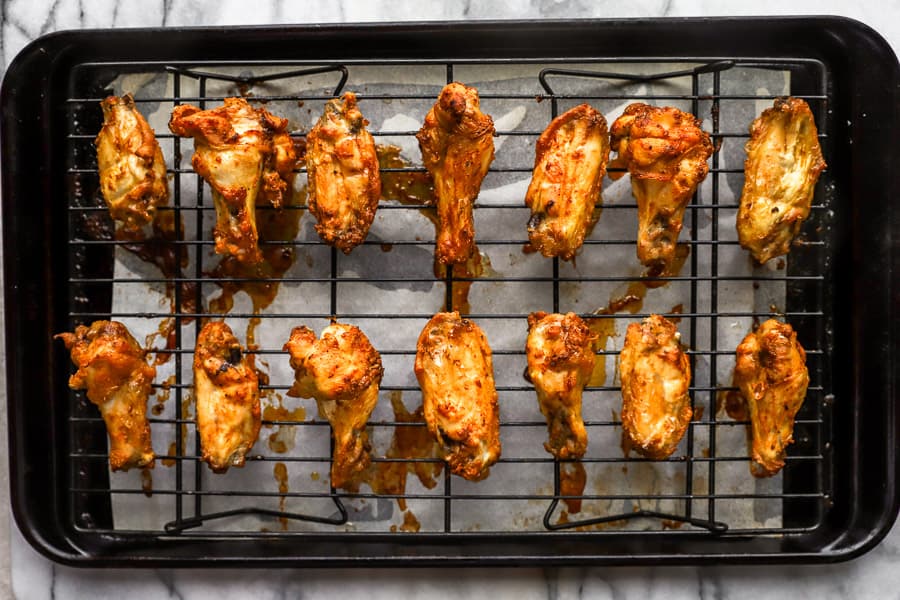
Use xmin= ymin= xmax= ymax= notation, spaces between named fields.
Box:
xmin=417 ymin=83 xmax=495 ymax=265
xmin=610 ymin=104 xmax=714 ymax=274
xmin=307 ymin=92 xmax=381 ymax=253
xmin=284 ymin=323 xmax=383 ymax=490
xmin=737 ymin=97 xmax=826 ymax=264
xmin=193 ymin=321 xmax=260 ymax=472
xmin=56 ymin=321 xmax=156 ymax=471
xmin=732 ymin=319 xmax=809 ymax=477
xmin=415 ymin=312 xmax=501 ymax=480
xmin=525 ymin=104 xmax=610 ymax=261
xmin=526 ymin=312 xmax=596 ymax=459
xmin=619 ymin=314 xmax=692 ymax=459
xmin=169 ymin=97 xmax=296 ymax=264
xmin=95 ymin=94 xmax=169 ymax=231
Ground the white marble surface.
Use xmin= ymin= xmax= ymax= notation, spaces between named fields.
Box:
xmin=2 ymin=1 xmax=899 ymax=598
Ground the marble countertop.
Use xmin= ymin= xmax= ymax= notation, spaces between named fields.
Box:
xmin=2 ymin=1 xmax=898 ymax=599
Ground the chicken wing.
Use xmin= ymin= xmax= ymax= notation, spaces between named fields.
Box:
xmin=619 ymin=314 xmax=692 ymax=459
xmin=526 ymin=312 xmax=596 ymax=459
xmin=193 ymin=321 xmax=260 ymax=472
xmin=414 ymin=312 xmax=500 ymax=480
xmin=95 ymin=94 xmax=169 ymax=231
xmin=610 ymin=104 xmax=714 ymax=274
xmin=169 ymin=97 xmax=296 ymax=264
xmin=56 ymin=321 xmax=156 ymax=471
xmin=416 ymin=83 xmax=495 ymax=265
xmin=737 ymin=97 xmax=826 ymax=264
xmin=732 ymin=319 xmax=809 ymax=477
xmin=307 ymin=92 xmax=381 ymax=253
xmin=284 ymin=323 xmax=383 ymax=490
xmin=525 ymin=104 xmax=610 ymax=261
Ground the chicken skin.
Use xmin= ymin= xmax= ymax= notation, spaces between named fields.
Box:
xmin=619 ymin=314 xmax=692 ymax=459
xmin=283 ymin=323 xmax=383 ymax=491
xmin=414 ymin=312 xmax=501 ymax=480
xmin=95 ymin=94 xmax=169 ymax=231
xmin=307 ymin=92 xmax=381 ymax=253
xmin=610 ymin=104 xmax=714 ymax=274
xmin=737 ymin=98 xmax=826 ymax=264
xmin=56 ymin=321 xmax=156 ymax=471
xmin=526 ymin=312 xmax=596 ymax=459
xmin=417 ymin=83 xmax=495 ymax=265
xmin=732 ymin=319 xmax=809 ymax=477
xmin=169 ymin=98 xmax=296 ymax=264
xmin=525 ymin=104 xmax=610 ymax=261
xmin=193 ymin=321 xmax=260 ymax=473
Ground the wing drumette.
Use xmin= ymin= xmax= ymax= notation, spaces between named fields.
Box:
xmin=525 ymin=104 xmax=610 ymax=261
xmin=415 ymin=312 xmax=501 ymax=480
xmin=526 ymin=312 xmax=596 ymax=459
xmin=56 ymin=321 xmax=156 ymax=471
xmin=416 ymin=83 xmax=495 ymax=265
xmin=284 ymin=323 xmax=383 ymax=491
xmin=610 ymin=104 xmax=713 ymax=274
xmin=307 ymin=92 xmax=381 ymax=253
xmin=95 ymin=94 xmax=169 ymax=231
xmin=193 ymin=321 xmax=260 ymax=473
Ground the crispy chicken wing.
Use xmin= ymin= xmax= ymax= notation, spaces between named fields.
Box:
xmin=525 ymin=104 xmax=610 ymax=261
xmin=526 ymin=312 xmax=596 ymax=459
xmin=619 ymin=314 xmax=692 ymax=459
xmin=307 ymin=92 xmax=381 ymax=253
xmin=95 ymin=94 xmax=169 ymax=231
xmin=56 ymin=321 xmax=156 ymax=471
xmin=414 ymin=312 xmax=501 ymax=480
xmin=610 ymin=104 xmax=713 ymax=274
xmin=193 ymin=321 xmax=260 ymax=473
xmin=169 ymin=97 xmax=296 ymax=264
xmin=417 ymin=83 xmax=495 ymax=265
xmin=284 ymin=323 xmax=383 ymax=490
xmin=737 ymin=97 xmax=826 ymax=264
xmin=732 ymin=319 xmax=809 ymax=477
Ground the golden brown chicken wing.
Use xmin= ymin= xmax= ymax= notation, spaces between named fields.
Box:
xmin=95 ymin=94 xmax=169 ymax=231
xmin=525 ymin=104 xmax=610 ymax=261
xmin=610 ymin=104 xmax=714 ymax=274
xmin=56 ymin=321 xmax=156 ymax=471
xmin=526 ymin=312 xmax=596 ymax=459
xmin=417 ymin=83 xmax=495 ymax=265
xmin=414 ymin=312 xmax=501 ymax=480
xmin=193 ymin=321 xmax=260 ymax=473
xmin=619 ymin=314 xmax=692 ymax=459
xmin=169 ymin=97 xmax=296 ymax=264
xmin=732 ymin=319 xmax=809 ymax=477
xmin=737 ymin=97 xmax=826 ymax=264
xmin=307 ymin=92 xmax=381 ymax=253
xmin=284 ymin=323 xmax=383 ymax=490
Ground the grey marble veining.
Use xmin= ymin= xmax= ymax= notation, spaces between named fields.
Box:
xmin=2 ymin=1 xmax=899 ymax=599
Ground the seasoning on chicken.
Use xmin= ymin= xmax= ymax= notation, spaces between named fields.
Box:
xmin=169 ymin=97 xmax=297 ymax=264
xmin=284 ymin=323 xmax=383 ymax=491
xmin=95 ymin=94 xmax=169 ymax=231
xmin=732 ymin=319 xmax=809 ymax=477
xmin=414 ymin=312 xmax=501 ymax=480
xmin=416 ymin=83 xmax=495 ymax=265
xmin=609 ymin=103 xmax=714 ymax=274
xmin=619 ymin=314 xmax=692 ymax=459
xmin=56 ymin=321 xmax=156 ymax=471
xmin=306 ymin=92 xmax=381 ymax=253
xmin=525 ymin=104 xmax=610 ymax=261
xmin=737 ymin=97 xmax=826 ymax=264
xmin=526 ymin=312 xmax=596 ymax=459
xmin=193 ymin=321 xmax=260 ymax=473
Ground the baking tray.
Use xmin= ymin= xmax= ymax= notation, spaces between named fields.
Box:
xmin=2 ymin=18 xmax=897 ymax=566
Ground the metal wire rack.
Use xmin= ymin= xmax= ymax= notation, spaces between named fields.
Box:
xmin=63 ymin=55 xmax=832 ymax=539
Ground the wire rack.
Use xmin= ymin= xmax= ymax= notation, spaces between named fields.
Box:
xmin=62 ymin=56 xmax=832 ymax=539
